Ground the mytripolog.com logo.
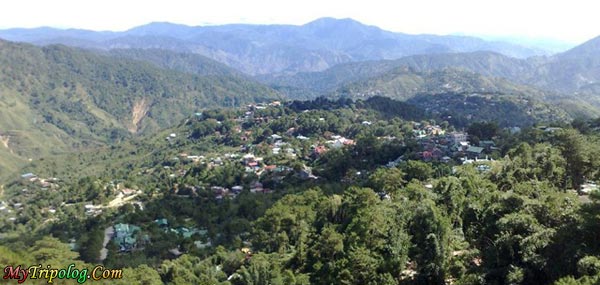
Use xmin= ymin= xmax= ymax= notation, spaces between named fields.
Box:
xmin=3 ymin=264 xmax=122 ymax=284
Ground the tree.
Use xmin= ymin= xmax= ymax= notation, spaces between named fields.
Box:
xmin=404 ymin=160 xmax=434 ymax=182
xmin=113 ymin=265 xmax=163 ymax=285
xmin=409 ymin=200 xmax=452 ymax=284
xmin=433 ymin=177 xmax=467 ymax=227
xmin=30 ymin=236 xmax=83 ymax=266
xmin=467 ymin=122 xmax=499 ymax=141
xmin=554 ymin=129 xmax=594 ymax=190
xmin=369 ymin=167 xmax=406 ymax=198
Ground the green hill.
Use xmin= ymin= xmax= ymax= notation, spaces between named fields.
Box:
xmin=0 ymin=39 xmax=280 ymax=176
xmin=331 ymin=68 xmax=571 ymax=126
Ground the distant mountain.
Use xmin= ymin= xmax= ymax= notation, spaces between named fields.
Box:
xmin=329 ymin=67 xmax=571 ymax=126
xmin=0 ymin=40 xmax=279 ymax=174
xmin=473 ymin=34 xmax=575 ymax=54
xmin=0 ymin=18 xmax=548 ymax=75
xmin=258 ymin=51 xmax=536 ymax=98
xmin=530 ymin=36 xmax=600 ymax=93
xmin=106 ymin=48 xmax=246 ymax=77
xmin=261 ymin=35 xmax=600 ymax=113
xmin=333 ymin=67 xmax=547 ymax=101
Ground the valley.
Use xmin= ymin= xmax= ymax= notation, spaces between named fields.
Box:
xmin=0 ymin=15 xmax=600 ymax=285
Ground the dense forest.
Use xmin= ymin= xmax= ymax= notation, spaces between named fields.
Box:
xmin=1 ymin=97 xmax=600 ymax=284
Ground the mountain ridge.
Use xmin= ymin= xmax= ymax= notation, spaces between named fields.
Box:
xmin=0 ymin=39 xmax=280 ymax=174
xmin=0 ymin=17 xmax=551 ymax=75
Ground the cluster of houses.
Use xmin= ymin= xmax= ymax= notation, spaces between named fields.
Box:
xmin=109 ymin=220 xmax=212 ymax=253
xmin=154 ymin=218 xmax=212 ymax=249
xmin=20 ymin=172 xmax=60 ymax=190
xmin=211 ymin=181 xmax=279 ymax=200
xmin=1 ymin=173 xmax=63 ymax=222
xmin=0 ymin=200 xmax=16 ymax=222
xmin=411 ymin=124 xmax=498 ymax=164
xmin=325 ymin=135 xmax=355 ymax=149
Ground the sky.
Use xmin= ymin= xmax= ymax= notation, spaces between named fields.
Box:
xmin=0 ymin=0 xmax=597 ymax=44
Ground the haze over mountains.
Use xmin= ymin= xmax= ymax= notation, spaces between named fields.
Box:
xmin=2 ymin=17 xmax=597 ymax=98
xmin=0 ymin=18 xmax=556 ymax=75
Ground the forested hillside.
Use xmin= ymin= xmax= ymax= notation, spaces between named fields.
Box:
xmin=0 ymin=40 xmax=279 ymax=175
xmin=1 ymin=98 xmax=600 ymax=284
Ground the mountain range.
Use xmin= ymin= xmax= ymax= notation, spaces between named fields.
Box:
xmin=5 ymin=17 xmax=593 ymax=104
xmin=0 ymin=18 xmax=552 ymax=75
xmin=259 ymin=35 xmax=600 ymax=113
xmin=1 ymin=18 xmax=600 ymax=174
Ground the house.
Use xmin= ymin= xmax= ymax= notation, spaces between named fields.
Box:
xmin=466 ymin=146 xmax=485 ymax=158
xmin=581 ymin=182 xmax=598 ymax=194
xmin=313 ymin=145 xmax=328 ymax=156
xmin=544 ymin=127 xmax=563 ymax=133
xmin=271 ymin=134 xmax=283 ymax=140
xmin=186 ymin=155 xmax=202 ymax=162
xmin=211 ymin=186 xmax=228 ymax=195
xmin=476 ymin=164 xmax=492 ymax=173
xmin=250 ymin=182 xmax=264 ymax=193
xmin=231 ymin=186 xmax=244 ymax=194
xmin=462 ymin=156 xmax=494 ymax=164
xmin=242 ymin=154 xmax=255 ymax=164
xmin=508 ymin=127 xmax=521 ymax=134
xmin=21 ymin=173 xmax=36 ymax=179
xmin=386 ymin=155 xmax=404 ymax=168
xmin=113 ymin=223 xmax=141 ymax=252
xmin=213 ymin=157 xmax=223 ymax=165
xmin=171 ymin=227 xmax=206 ymax=239
xmin=422 ymin=151 xmax=434 ymax=161
xmin=298 ymin=168 xmax=318 ymax=180
xmin=449 ymin=132 xmax=468 ymax=145
xmin=426 ymin=125 xmax=445 ymax=136
xmin=414 ymin=130 xmax=427 ymax=139
xmin=194 ymin=240 xmax=212 ymax=249
xmin=154 ymin=218 xmax=169 ymax=228
xmin=479 ymin=140 xmax=496 ymax=150
xmin=121 ymin=188 xmax=137 ymax=196
xmin=84 ymin=204 xmax=102 ymax=216
xmin=328 ymin=139 xmax=346 ymax=148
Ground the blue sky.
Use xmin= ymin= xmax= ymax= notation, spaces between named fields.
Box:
xmin=0 ymin=0 xmax=597 ymax=44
